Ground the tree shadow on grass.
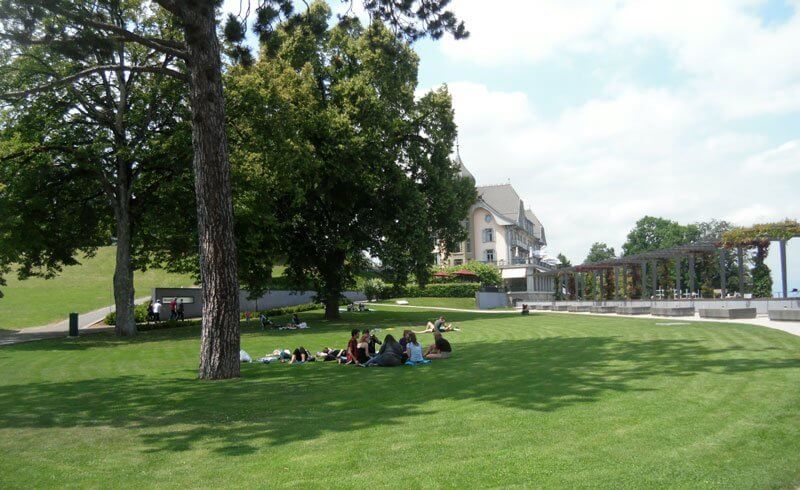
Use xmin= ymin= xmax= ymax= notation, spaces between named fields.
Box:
xmin=0 ymin=335 xmax=797 ymax=455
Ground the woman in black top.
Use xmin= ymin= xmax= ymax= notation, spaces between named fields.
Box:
xmin=424 ymin=332 xmax=452 ymax=359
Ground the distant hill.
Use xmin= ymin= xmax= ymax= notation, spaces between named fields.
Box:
xmin=0 ymin=247 xmax=194 ymax=330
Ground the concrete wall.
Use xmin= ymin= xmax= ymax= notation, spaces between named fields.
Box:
xmin=150 ymin=288 xmax=366 ymax=320
xmin=519 ymin=298 xmax=800 ymax=314
xmin=476 ymin=291 xmax=509 ymax=310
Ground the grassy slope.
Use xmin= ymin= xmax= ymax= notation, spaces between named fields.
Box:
xmin=0 ymin=247 xmax=194 ymax=330
xmin=1 ymin=309 xmax=799 ymax=488
xmin=378 ymin=296 xmax=479 ymax=309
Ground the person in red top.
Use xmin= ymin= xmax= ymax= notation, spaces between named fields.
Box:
xmin=341 ymin=329 xmax=360 ymax=365
xmin=169 ymin=298 xmax=178 ymax=320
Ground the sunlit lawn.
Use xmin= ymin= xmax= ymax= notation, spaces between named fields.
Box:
xmin=1 ymin=308 xmax=799 ymax=488
xmin=0 ymin=247 xmax=194 ymax=330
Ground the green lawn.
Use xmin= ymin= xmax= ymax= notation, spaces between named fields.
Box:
xmin=1 ymin=309 xmax=799 ymax=488
xmin=378 ymin=296 xmax=479 ymax=309
xmin=0 ymin=247 xmax=195 ymax=330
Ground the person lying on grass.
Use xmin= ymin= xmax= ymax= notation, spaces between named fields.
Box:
xmin=317 ymin=347 xmax=347 ymax=362
xmin=415 ymin=316 xmax=460 ymax=334
xmin=340 ymin=329 xmax=361 ymax=365
xmin=404 ymin=332 xmax=430 ymax=365
xmin=287 ymin=347 xmax=313 ymax=364
xmin=363 ymin=334 xmax=404 ymax=367
xmin=424 ymin=332 xmax=452 ymax=360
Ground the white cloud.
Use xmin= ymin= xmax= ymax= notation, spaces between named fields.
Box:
xmin=441 ymin=0 xmax=800 ymax=118
xmin=447 ymin=82 xmax=800 ymax=268
xmin=742 ymin=140 xmax=800 ymax=175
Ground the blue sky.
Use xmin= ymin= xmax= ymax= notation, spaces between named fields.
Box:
xmin=225 ymin=0 xmax=800 ymax=294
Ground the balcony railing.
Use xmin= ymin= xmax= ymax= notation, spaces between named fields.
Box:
xmin=480 ymin=257 xmax=556 ymax=271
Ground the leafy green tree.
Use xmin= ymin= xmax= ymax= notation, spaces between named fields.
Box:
xmin=556 ymin=253 xmax=572 ymax=268
xmin=585 ymin=242 xmax=615 ymax=263
xmin=0 ymin=0 xmax=465 ymax=379
xmin=226 ymin=3 xmax=475 ymax=319
xmin=0 ymin=2 xmax=191 ymax=337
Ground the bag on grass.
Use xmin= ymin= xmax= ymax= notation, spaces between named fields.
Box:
xmin=240 ymin=349 xmax=252 ymax=363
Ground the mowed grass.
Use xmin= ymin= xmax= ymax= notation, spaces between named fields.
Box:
xmin=378 ymin=296 xmax=479 ymax=309
xmin=1 ymin=309 xmax=800 ymax=488
xmin=0 ymin=247 xmax=194 ymax=330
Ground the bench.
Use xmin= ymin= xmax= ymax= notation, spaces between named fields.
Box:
xmin=616 ymin=306 xmax=651 ymax=315
xmin=590 ymin=306 xmax=616 ymax=314
xmin=651 ymin=307 xmax=695 ymax=317
xmin=698 ymin=308 xmax=757 ymax=319
xmin=567 ymin=305 xmax=592 ymax=312
xmin=768 ymin=309 xmax=800 ymax=321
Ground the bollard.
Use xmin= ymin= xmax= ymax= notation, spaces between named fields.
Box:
xmin=68 ymin=313 xmax=79 ymax=337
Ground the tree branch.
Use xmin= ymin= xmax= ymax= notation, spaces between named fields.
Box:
xmin=0 ymin=65 xmax=187 ymax=100
xmin=46 ymin=5 xmax=188 ymax=60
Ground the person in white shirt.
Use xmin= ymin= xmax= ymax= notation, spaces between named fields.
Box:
xmin=152 ymin=300 xmax=162 ymax=320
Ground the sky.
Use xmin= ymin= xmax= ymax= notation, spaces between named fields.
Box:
xmin=224 ymin=0 xmax=800 ymax=294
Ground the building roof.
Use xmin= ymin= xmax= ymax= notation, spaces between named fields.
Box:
xmin=455 ymin=152 xmax=475 ymax=182
xmin=477 ymin=184 xmax=524 ymax=222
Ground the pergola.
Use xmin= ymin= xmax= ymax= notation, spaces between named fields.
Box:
xmin=552 ymin=231 xmax=797 ymax=300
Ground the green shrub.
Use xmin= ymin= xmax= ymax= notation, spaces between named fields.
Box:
xmin=246 ymin=302 xmax=323 ymax=319
xmin=433 ymin=260 xmax=502 ymax=286
xmin=401 ymin=282 xmax=480 ymax=298
xmin=362 ymin=278 xmax=390 ymax=300
xmin=104 ymin=303 xmax=149 ymax=326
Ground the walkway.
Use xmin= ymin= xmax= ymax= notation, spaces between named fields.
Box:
xmin=0 ymin=296 xmax=149 ymax=346
xmin=370 ymin=303 xmax=800 ymax=337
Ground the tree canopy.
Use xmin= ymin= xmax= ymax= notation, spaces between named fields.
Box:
xmin=225 ymin=2 xmax=475 ymax=318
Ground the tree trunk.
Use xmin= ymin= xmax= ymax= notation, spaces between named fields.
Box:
xmin=183 ymin=5 xmax=240 ymax=380
xmin=113 ymin=204 xmax=136 ymax=337
xmin=324 ymin=290 xmax=341 ymax=320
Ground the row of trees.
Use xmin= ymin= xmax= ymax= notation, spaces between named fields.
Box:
xmin=0 ymin=0 xmax=471 ymax=379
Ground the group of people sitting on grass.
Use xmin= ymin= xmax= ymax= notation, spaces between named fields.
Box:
xmin=245 ymin=316 xmax=458 ymax=367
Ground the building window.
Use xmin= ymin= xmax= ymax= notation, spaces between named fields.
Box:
xmin=454 ymin=259 xmax=463 ymax=266
xmin=482 ymin=228 xmax=494 ymax=243
xmin=465 ymin=238 xmax=471 ymax=253
xmin=484 ymin=249 xmax=495 ymax=262
xmin=452 ymin=242 xmax=461 ymax=253
xmin=484 ymin=214 xmax=492 ymax=223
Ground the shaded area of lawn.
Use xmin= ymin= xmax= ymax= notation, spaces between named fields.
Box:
xmin=1 ymin=309 xmax=799 ymax=487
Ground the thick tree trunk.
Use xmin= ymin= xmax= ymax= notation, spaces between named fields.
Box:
xmin=324 ymin=290 xmax=341 ymax=320
xmin=113 ymin=205 xmax=136 ymax=337
xmin=183 ymin=5 xmax=240 ymax=380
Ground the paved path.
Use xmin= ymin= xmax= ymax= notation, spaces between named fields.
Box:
xmin=370 ymin=303 xmax=800 ymax=337
xmin=0 ymin=296 xmax=149 ymax=346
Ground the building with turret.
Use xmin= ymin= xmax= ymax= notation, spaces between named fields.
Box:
xmin=434 ymin=155 xmax=556 ymax=301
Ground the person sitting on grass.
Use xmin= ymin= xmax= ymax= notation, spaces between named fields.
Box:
xmin=366 ymin=329 xmax=382 ymax=356
xmin=357 ymin=329 xmax=373 ymax=364
xmin=415 ymin=316 xmax=460 ymax=334
xmin=404 ymin=332 xmax=430 ymax=366
xmin=363 ymin=334 xmax=404 ymax=367
xmin=341 ymin=329 xmax=361 ymax=365
xmin=259 ymin=313 xmax=275 ymax=330
xmin=424 ymin=332 xmax=452 ymax=360
xmin=288 ymin=346 xmax=313 ymax=364
xmin=521 ymin=304 xmax=530 ymax=315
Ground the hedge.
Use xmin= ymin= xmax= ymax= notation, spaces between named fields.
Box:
xmin=401 ymin=282 xmax=480 ymax=298
xmin=245 ymin=302 xmax=323 ymax=319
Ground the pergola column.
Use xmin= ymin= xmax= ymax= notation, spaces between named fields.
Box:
xmin=719 ymin=249 xmax=727 ymax=298
xmin=614 ymin=267 xmax=619 ymax=299
xmin=688 ymin=254 xmax=696 ymax=294
xmin=640 ymin=262 xmax=647 ymax=299
xmin=651 ymin=260 xmax=657 ymax=298
xmin=675 ymin=257 xmax=682 ymax=298
xmin=779 ymin=239 xmax=788 ymax=298
xmin=623 ymin=266 xmax=628 ymax=299
xmin=737 ymin=246 xmax=745 ymax=294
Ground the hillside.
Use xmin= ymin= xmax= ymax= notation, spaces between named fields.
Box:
xmin=0 ymin=247 xmax=194 ymax=330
